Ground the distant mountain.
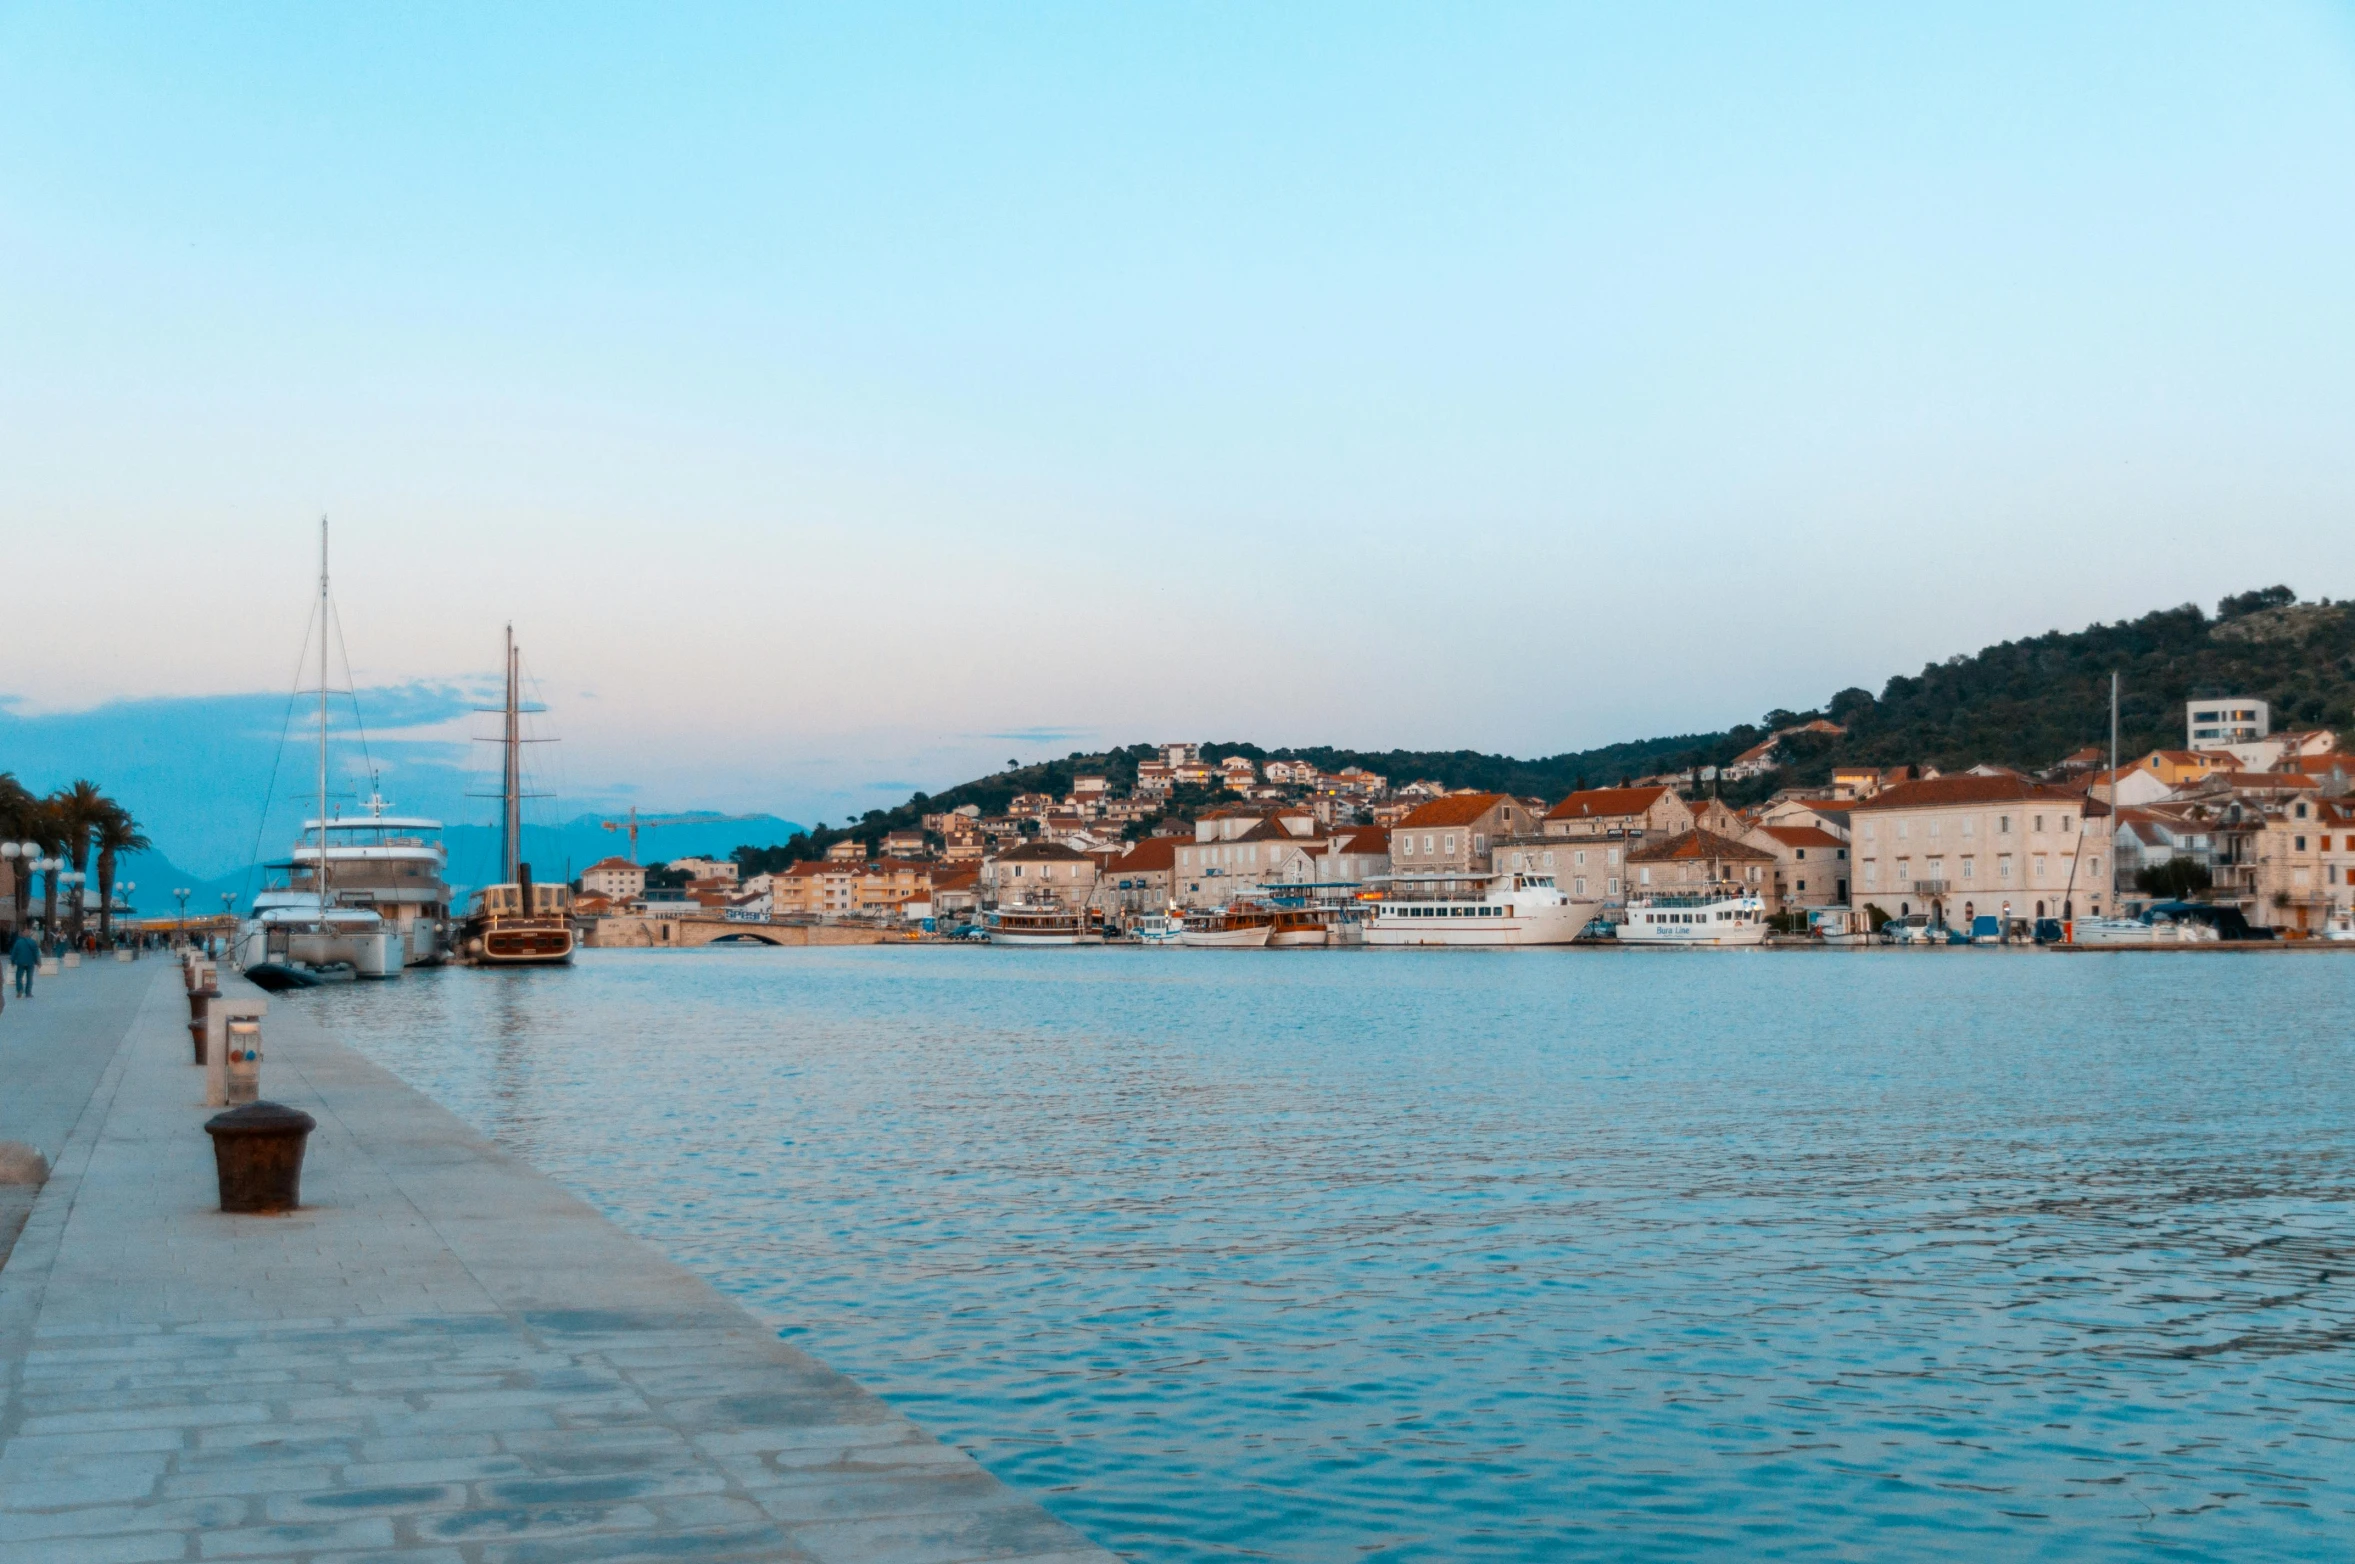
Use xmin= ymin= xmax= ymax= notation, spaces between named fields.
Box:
xmin=439 ymin=812 xmax=806 ymax=893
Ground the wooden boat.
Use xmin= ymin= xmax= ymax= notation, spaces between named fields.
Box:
xmin=1180 ymin=902 xmax=1275 ymax=948
xmin=455 ymin=628 xmax=576 ymax=968
xmin=988 ymin=905 xmax=1105 ymax=945
xmin=1268 ymin=907 xmax=1330 ymax=947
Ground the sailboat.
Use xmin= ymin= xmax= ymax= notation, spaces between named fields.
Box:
xmin=236 ymin=521 xmax=405 ymax=989
xmin=454 ymin=626 xmax=577 ymax=966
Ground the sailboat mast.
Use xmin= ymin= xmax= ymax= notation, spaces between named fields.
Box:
xmin=318 ymin=518 xmax=331 ymax=915
xmin=502 ymin=625 xmax=522 ymax=884
xmin=2110 ymin=670 xmax=2120 ymax=907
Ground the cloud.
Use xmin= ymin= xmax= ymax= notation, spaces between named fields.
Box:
xmin=978 ymin=727 xmax=1099 ymax=744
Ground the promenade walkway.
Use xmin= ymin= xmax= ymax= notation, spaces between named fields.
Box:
xmin=0 ymin=960 xmax=1115 ymax=1564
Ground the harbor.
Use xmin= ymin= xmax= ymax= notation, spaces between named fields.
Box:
xmin=0 ymin=957 xmax=1114 ymax=1563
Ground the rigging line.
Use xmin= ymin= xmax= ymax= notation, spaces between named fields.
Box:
xmin=241 ymin=606 xmax=318 ymax=910
xmin=326 ymin=592 xmax=378 ymax=802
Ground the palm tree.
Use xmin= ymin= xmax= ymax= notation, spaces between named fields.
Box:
xmin=49 ymin=779 xmax=109 ymax=941
xmin=93 ymin=802 xmax=149 ymax=944
xmin=0 ymin=772 xmax=36 ymax=929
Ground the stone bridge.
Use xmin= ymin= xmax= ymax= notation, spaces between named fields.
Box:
xmin=586 ymin=916 xmax=891 ymax=949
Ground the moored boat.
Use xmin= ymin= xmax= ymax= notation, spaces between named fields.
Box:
xmin=455 ymin=627 xmax=576 ymax=968
xmin=1618 ymin=885 xmax=1769 ymax=946
xmin=1180 ymin=902 xmax=1276 ymax=947
xmin=1365 ymin=872 xmax=1601 ymax=947
xmin=989 ymin=904 xmax=1105 ymax=945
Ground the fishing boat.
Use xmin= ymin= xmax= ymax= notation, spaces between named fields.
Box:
xmin=1180 ymin=901 xmax=1276 ymax=947
xmin=1364 ymin=871 xmax=1601 ymax=947
xmin=988 ymin=903 xmax=1105 ymax=945
xmin=235 ymin=521 xmax=405 ymax=988
xmin=1126 ymin=913 xmax=1185 ymax=945
xmin=1618 ymin=885 xmax=1769 ymax=946
xmin=454 ymin=626 xmax=576 ymax=967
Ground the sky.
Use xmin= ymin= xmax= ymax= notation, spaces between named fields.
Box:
xmin=5 ymin=4 xmax=2355 ymax=865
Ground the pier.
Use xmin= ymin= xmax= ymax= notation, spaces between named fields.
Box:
xmin=0 ymin=960 xmax=1112 ymax=1563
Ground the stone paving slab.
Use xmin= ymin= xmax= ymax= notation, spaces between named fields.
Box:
xmin=0 ymin=962 xmax=1118 ymax=1563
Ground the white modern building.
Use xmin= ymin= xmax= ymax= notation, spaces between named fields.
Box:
xmin=2187 ymin=698 xmax=2268 ymax=748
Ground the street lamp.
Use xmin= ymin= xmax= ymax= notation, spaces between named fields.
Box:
xmin=0 ymin=841 xmax=23 ymax=931
xmin=175 ymin=887 xmax=192 ymax=941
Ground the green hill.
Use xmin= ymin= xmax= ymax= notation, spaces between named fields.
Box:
xmin=734 ymin=586 xmax=2353 ymax=870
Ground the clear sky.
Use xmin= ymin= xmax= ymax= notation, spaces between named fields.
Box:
xmin=6 ymin=4 xmax=2355 ymax=847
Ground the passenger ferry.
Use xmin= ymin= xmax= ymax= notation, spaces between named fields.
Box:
xmin=1618 ymin=887 xmax=1768 ymax=946
xmin=1364 ymin=872 xmax=1601 ymax=947
xmin=988 ymin=904 xmax=1105 ymax=945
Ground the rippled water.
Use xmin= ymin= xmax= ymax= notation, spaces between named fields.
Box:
xmin=307 ymin=947 xmax=2355 ymax=1560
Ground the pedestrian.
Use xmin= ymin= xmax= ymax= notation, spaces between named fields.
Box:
xmin=10 ymin=927 xmax=37 ymax=998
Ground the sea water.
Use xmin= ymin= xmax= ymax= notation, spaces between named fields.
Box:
xmin=309 ymin=947 xmax=2355 ymax=1560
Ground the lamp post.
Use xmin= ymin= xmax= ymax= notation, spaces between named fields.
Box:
xmin=175 ymin=887 xmax=191 ymax=944
xmin=61 ymin=869 xmax=86 ymax=946
xmin=119 ymin=880 xmax=136 ymax=948
xmin=35 ymin=855 xmax=59 ymax=940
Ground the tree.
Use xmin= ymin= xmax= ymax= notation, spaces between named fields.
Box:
xmin=48 ymin=780 xmax=110 ymax=940
xmin=93 ymin=802 xmax=150 ymax=943
xmin=2133 ymin=858 xmax=2211 ymax=900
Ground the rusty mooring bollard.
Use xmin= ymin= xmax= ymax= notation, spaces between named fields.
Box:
xmin=202 ymin=1101 xmax=316 ymax=1213
xmin=187 ymin=985 xmax=218 ymax=1065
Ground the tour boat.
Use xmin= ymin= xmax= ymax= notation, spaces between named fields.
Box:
xmin=1618 ymin=887 xmax=1769 ymax=946
xmin=1180 ymin=902 xmax=1276 ymax=947
xmin=1364 ymin=872 xmax=1602 ymax=947
xmin=1268 ymin=907 xmax=1329 ymax=948
xmin=454 ymin=627 xmax=576 ymax=967
xmin=988 ymin=904 xmax=1105 ymax=945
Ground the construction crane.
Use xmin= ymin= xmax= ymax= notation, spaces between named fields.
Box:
xmin=599 ymin=807 xmax=771 ymax=865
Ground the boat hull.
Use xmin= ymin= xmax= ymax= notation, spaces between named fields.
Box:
xmin=1180 ymin=925 xmax=1273 ymax=947
xmin=990 ymin=930 xmax=1106 ymax=946
xmin=1268 ymin=926 xmax=1328 ymax=948
xmin=1365 ymin=898 xmax=1600 ymax=947
xmin=1616 ymin=924 xmax=1770 ymax=948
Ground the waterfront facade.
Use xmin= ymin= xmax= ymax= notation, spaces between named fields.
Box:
xmin=1847 ymin=776 xmax=2110 ymax=923
xmin=1389 ymin=793 xmax=1534 ymax=879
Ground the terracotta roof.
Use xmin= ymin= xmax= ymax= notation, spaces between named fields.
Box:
xmin=1110 ymin=838 xmax=1178 ymax=873
xmin=994 ymin=840 xmax=1092 ymax=862
xmin=583 ymin=856 xmax=638 ymax=873
xmin=1627 ymin=827 xmax=1774 ymax=864
xmin=930 ymin=864 xmax=981 ymax=890
xmin=1848 ymin=775 xmax=2101 ymax=813
xmin=1544 ymin=785 xmax=1673 ymax=821
xmin=2210 ymin=770 xmax=2319 ymax=790
xmin=1755 ymin=825 xmax=1844 ymax=850
xmin=2293 ymin=753 xmax=2354 ymax=775
xmin=1338 ymin=827 xmax=1390 ymax=854
xmin=1394 ymin=792 xmax=1510 ymax=829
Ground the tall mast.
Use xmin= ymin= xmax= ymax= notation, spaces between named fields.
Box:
xmin=318 ymin=518 xmax=331 ymax=915
xmin=502 ymin=625 xmax=522 ymax=884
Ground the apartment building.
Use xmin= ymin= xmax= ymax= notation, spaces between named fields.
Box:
xmin=1626 ymin=829 xmax=1775 ymax=900
xmin=1542 ymin=785 xmax=1693 ymax=842
xmin=1103 ymin=837 xmax=1177 ymax=913
xmin=1848 ymin=775 xmax=2110 ymax=922
xmin=2187 ymin=697 xmax=2268 ymax=748
xmin=1746 ymin=825 xmax=1849 ymax=909
xmin=1388 ymin=793 xmax=1531 ymax=878
xmin=1492 ymin=837 xmax=1624 ymax=901
xmin=984 ymin=841 xmax=1098 ymax=906
xmin=579 ymin=856 xmax=646 ymax=901
xmin=668 ymin=856 xmax=739 ymax=884
xmin=2249 ymin=795 xmax=2355 ymax=932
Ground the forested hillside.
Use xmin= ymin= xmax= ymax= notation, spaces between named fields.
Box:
xmin=736 ymin=587 xmax=2354 ymax=869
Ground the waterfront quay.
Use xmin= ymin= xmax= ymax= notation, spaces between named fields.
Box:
xmin=0 ymin=960 xmax=1113 ymax=1564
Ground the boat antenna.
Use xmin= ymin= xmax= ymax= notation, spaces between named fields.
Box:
xmin=318 ymin=517 xmax=331 ymax=918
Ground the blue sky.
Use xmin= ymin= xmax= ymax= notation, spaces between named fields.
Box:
xmin=5 ymin=4 xmax=2355 ymax=864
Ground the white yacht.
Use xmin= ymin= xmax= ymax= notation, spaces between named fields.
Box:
xmin=1618 ymin=886 xmax=1769 ymax=946
xmin=1365 ymin=872 xmax=1602 ymax=947
xmin=287 ymin=798 xmax=452 ymax=966
xmin=2068 ymin=913 xmax=2219 ymax=947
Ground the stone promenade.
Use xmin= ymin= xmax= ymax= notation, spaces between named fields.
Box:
xmin=0 ymin=959 xmax=1116 ymax=1564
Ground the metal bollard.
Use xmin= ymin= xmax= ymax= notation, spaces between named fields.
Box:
xmin=203 ymin=1102 xmax=315 ymax=1213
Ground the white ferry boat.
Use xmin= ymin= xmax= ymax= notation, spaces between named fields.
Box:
xmin=2067 ymin=913 xmax=2219 ymax=947
xmin=1365 ymin=872 xmax=1601 ymax=947
xmin=1618 ymin=887 xmax=1769 ymax=946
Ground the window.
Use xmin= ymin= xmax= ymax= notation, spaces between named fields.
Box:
xmin=2033 ymin=815 xmax=2045 ymax=833
xmin=1607 ymin=848 xmax=1621 ymax=867
xmin=1607 ymin=877 xmax=1620 ymax=895
xmin=1928 ymin=819 xmax=1941 ymax=839
xmin=1424 ymin=834 xmax=1435 ymax=853
xmin=1543 ymin=851 xmax=1556 ymax=868
xmin=2296 ymin=836 xmax=2308 ymax=852
xmin=1999 ymin=854 xmax=2013 ymax=881
xmin=1572 ymin=849 xmax=1587 ymax=867
xmin=1962 ymin=855 xmax=1976 ymax=880
xmin=1898 ymin=820 xmax=1910 ymax=840
xmin=1795 ymin=848 xmax=1806 ymax=860
xmin=1573 ymin=876 xmax=1587 ymax=895
xmin=1639 ymin=867 xmax=1652 ymax=885
xmin=1399 ymin=838 xmax=1413 ymax=857
xmin=1863 ymin=820 xmax=1877 ymax=841
xmin=1865 ymin=859 xmax=1880 ymax=886
xmin=2032 ymin=853 xmax=2047 ymax=881
xmin=1796 ymin=879 xmax=1807 ymax=892
xmin=2061 ymin=816 xmax=2072 ymax=834
xmin=2296 ymin=803 xmax=2310 ymax=820
xmin=1962 ymin=816 xmax=1976 ymax=838
xmin=1999 ymin=815 xmax=2012 ymax=834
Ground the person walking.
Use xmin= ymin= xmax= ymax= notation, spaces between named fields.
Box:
xmin=11 ymin=928 xmax=38 ymax=997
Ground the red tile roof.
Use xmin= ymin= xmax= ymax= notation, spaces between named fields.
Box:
xmin=1755 ymin=825 xmax=1844 ymax=850
xmin=1848 ymin=775 xmax=2106 ymax=814
xmin=1544 ymin=785 xmax=1674 ymax=821
xmin=1627 ymin=827 xmax=1774 ymax=864
xmin=1110 ymin=838 xmax=1178 ymax=873
xmin=1394 ymin=792 xmax=1511 ymax=829
xmin=1338 ymin=827 xmax=1391 ymax=855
